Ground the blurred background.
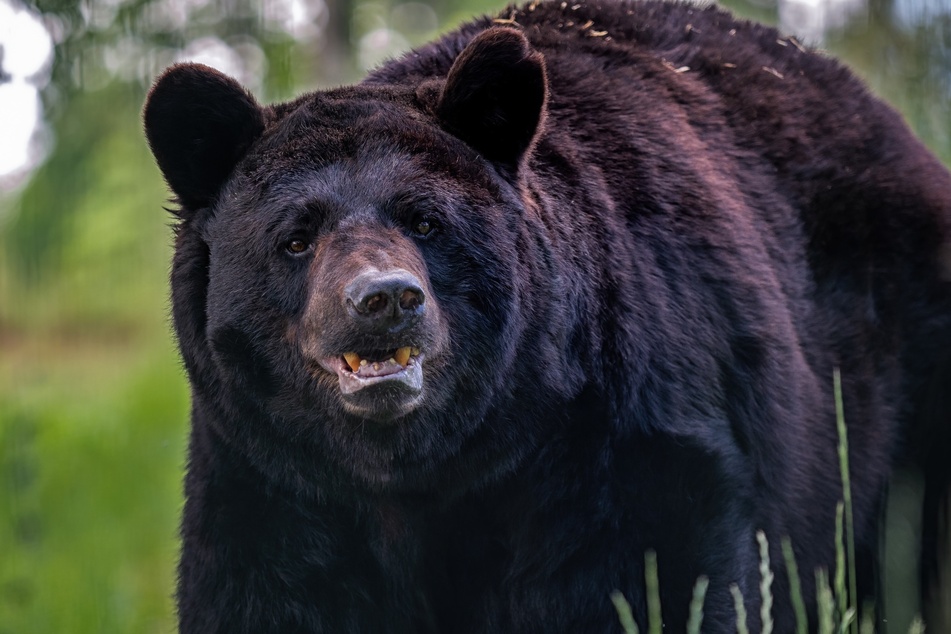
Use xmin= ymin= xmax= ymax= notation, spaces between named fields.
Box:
xmin=0 ymin=0 xmax=948 ymax=632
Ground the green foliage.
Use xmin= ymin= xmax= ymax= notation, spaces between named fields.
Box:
xmin=0 ymin=71 xmax=185 ymax=634
xmin=0 ymin=337 xmax=187 ymax=634
xmin=1 ymin=0 xmax=948 ymax=632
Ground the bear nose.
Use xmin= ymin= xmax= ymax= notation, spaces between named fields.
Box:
xmin=344 ymin=269 xmax=426 ymax=331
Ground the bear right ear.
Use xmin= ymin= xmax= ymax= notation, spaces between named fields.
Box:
xmin=436 ymin=28 xmax=547 ymax=174
xmin=144 ymin=64 xmax=265 ymax=212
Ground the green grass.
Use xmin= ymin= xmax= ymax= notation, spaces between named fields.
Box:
xmin=0 ymin=83 xmax=190 ymax=634
xmin=611 ymin=371 xmax=927 ymax=634
xmin=0 ymin=332 xmax=188 ymax=634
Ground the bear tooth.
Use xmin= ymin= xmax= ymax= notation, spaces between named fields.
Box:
xmin=410 ymin=347 xmax=420 ymax=356
xmin=394 ymin=347 xmax=411 ymax=366
xmin=343 ymin=352 xmax=361 ymax=372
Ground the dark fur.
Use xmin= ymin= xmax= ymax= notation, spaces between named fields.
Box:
xmin=143 ymin=1 xmax=951 ymax=631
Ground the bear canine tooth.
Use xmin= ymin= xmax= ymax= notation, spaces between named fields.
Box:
xmin=343 ymin=352 xmax=361 ymax=372
xmin=394 ymin=347 xmax=412 ymax=366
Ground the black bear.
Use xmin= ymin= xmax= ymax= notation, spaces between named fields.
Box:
xmin=144 ymin=1 xmax=951 ymax=632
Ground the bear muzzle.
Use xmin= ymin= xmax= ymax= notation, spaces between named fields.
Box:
xmin=344 ymin=269 xmax=426 ymax=334
xmin=305 ymin=267 xmax=437 ymax=418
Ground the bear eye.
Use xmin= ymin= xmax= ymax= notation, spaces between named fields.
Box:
xmin=286 ymin=239 xmax=311 ymax=255
xmin=413 ymin=218 xmax=437 ymax=238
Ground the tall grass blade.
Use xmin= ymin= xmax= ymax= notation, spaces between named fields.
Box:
xmin=610 ymin=590 xmax=640 ymax=634
xmin=730 ymin=584 xmax=750 ymax=634
xmin=686 ymin=576 xmax=709 ymax=634
xmin=834 ymin=368 xmax=859 ymax=634
xmin=859 ymin=603 xmax=874 ymax=634
xmin=817 ymin=568 xmax=835 ymax=634
xmin=782 ymin=537 xmax=808 ymax=634
xmin=835 ymin=501 xmax=847 ymax=625
xmin=645 ymin=550 xmax=662 ymax=634
xmin=841 ymin=608 xmax=857 ymax=633
xmin=757 ymin=531 xmax=774 ymax=634
xmin=907 ymin=616 xmax=926 ymax=634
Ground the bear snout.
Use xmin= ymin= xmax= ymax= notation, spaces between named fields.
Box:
xmin=344 ymin=269 xmax=426 ymax=334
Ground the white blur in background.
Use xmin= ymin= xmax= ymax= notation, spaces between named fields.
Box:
xmin=0 ymin=0 xmax=327 ymax=195
xmin=0 ymin=0 xmax=53 ymax=190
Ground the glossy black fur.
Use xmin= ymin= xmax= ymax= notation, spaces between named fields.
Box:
xmin=144 ymin=2 xmax=951 ymax=632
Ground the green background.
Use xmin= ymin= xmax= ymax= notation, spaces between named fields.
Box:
xmin=0 ymin=0 xmax=948 ymax=632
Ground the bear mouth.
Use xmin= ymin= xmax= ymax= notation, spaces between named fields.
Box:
xmin=320 ymin=346 xmax=424 ymax=396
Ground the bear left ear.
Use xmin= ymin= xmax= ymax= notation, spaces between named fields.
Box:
xmin=436 ymin=28 xmax=547 ymax=173
xmin=144 ymin=63 xmax=265 ymax=213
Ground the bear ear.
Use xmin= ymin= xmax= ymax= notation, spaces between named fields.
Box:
xmin=143 ymin=63 xmax=265 ymax=212
xmin=436 ymin=28 xmax=547 ymax=173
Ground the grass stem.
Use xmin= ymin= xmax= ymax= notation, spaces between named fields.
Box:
xmin=817 ymin=568 xmax=835 ymax=634
xmin=686 ymin=576 xmax=709 ymax=634
xmin=782 ymin=537 xmax=808 ymax=634
xmin=610 ymin=590 xmax=640 ymax=634
xmin=645 ymin=550 xmax=662 ymax=634
xmin=834 ymin=368 xmax=859 ymax=634
xmin=835 ymin=501 xmax=847 ymax=624
xmin=730 ymin=584 xmax=750 ymax=634
xmin=757 ymin=530 xmax=774 ymax=634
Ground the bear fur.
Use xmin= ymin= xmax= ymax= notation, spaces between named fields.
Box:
xmin=144 ymin=1 xmax=951 ymax=632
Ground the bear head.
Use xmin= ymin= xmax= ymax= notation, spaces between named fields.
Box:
xmin=143 ymin=29 xmax=579 ymax=495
